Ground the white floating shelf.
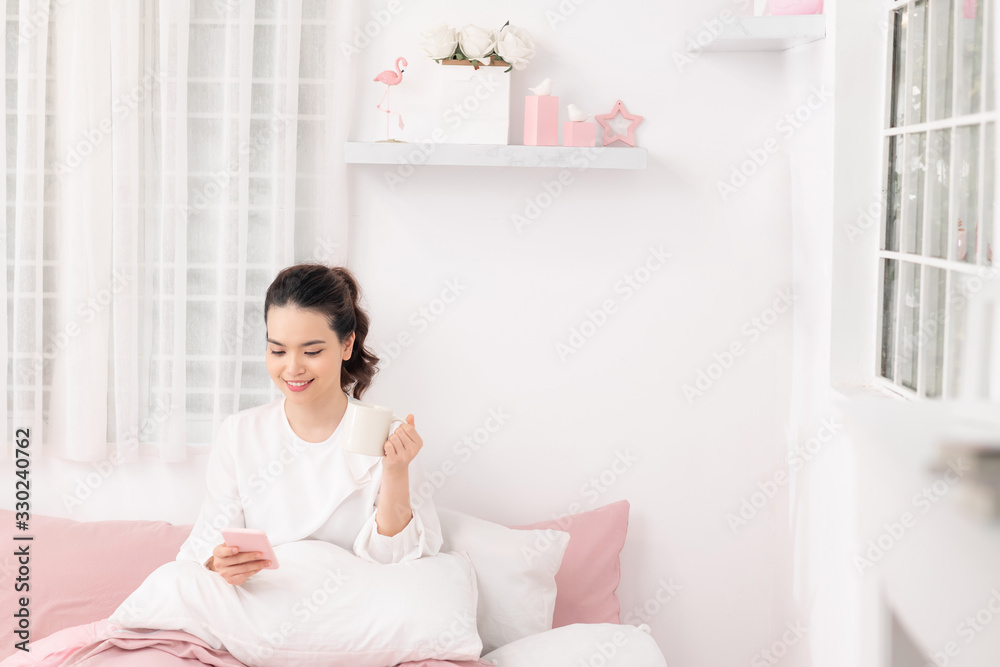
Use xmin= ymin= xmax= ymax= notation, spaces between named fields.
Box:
xmin=344 ymin=142 xmax=647 ymax=170
xmin=694 ymin=15 xmax=826 ymax=52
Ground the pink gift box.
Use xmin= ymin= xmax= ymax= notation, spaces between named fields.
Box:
xmin=563 ymin=121 xmax=596 ymax=147
xmin=524 ymin=95 xmax=559 ymax=146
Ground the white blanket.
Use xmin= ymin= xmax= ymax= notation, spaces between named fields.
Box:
xmin=108 ymin=540 xmax=482 ymax=667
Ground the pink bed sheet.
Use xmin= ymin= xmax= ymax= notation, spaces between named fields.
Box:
xmin=0 ymin=619 xmax=493 ymax=667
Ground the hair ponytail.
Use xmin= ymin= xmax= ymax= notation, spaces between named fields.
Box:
xmin=264 ymin=263 xmax=380 ymax=399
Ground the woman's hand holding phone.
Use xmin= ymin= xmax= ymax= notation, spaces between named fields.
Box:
xmin=207 ymin=543 xmax=271 ymax=586
xmin=208 ymin=528 xmax=278 ymax=586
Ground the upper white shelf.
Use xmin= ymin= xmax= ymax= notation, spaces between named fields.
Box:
xmin=695 ymin=15 xmax=826 ymax=51
xmin=344 ymin=142 xmax=647 ymax=170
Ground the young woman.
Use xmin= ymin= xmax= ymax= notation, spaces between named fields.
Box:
xmin=176 ymin=264 xmax=442 ymax=585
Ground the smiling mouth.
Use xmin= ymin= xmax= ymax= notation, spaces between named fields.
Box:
xmin=286 ymin=379 xmax=313 ymax=388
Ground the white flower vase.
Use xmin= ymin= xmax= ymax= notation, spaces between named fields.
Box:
xmin=434 ymin=59 xmax=511 ymax=145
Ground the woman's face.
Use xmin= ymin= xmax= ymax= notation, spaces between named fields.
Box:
xmin=265 ymin=305 xmax=354 ymax=408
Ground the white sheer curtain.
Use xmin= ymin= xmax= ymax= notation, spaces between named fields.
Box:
xmin=3 ymin=0 xmax=357 ymax=463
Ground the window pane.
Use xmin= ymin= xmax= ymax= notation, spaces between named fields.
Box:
xmin=885 ymin=135 xmax=904 ymax=251
xmin=955 ymin=124 xmax=980 ymax=262
xmin=881 ymin=258 xmax=898 ymax=380
xmin=904 ymin=132 xmax=927 ymax=254
xmin=946 ymin=271 xmax=971 ymax=396
xmin=955 ymin=0 xmax=985 ymax=116
xmin=892 ymin=8 xmax=908 ymax=128
xmin=928 ymin=129 xmax=952 ymax=258
xmin=987 ymin=0 xmax=995 ymax=111
xmin=907 ymin=0 xmax=930 ymax=124
xmin=930 ymin=0 xmax=956 ymax=120
xmin=899 ymin=261 xmax=922 ymax=390
xmin=921 ymin=266 xmax=948 ymax=396
xmin=983 ymin=122 xmax=995 ymax=265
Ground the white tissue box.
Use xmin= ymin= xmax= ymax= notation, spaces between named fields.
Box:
xmin=434 ymin=60 xmax=511 ymax=145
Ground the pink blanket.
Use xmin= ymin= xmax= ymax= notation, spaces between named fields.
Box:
xmin=0 ymin=619 xmax=493 ymax=667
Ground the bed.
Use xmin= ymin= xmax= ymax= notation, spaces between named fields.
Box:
xmin=0 ymin=501 xmax=667 ymax=666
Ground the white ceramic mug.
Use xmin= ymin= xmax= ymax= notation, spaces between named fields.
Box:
xmin=339 ymin=401 xmax=406 ymax=457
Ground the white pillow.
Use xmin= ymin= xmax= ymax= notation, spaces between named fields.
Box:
xmin=483 ymin=623 xmax=667 ymax=667
xmin=108 ymin=539 xmax=481 ymax=667
xmin=437 ymin=507 xmax=570 ymax=654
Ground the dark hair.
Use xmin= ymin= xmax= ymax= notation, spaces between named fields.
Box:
xmin=263 ymin=264 xmax=379 ymax=399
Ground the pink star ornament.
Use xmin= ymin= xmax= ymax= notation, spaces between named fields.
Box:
xmin=595 ymin=99 xmax=643 ymax=147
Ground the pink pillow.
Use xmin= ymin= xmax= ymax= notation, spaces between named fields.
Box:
xmin=510 ymin=500 xmax=630 ymax=627
xmin=0 ymin=509 xmax=192 ymax=661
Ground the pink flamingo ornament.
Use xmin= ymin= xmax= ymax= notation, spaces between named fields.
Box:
xmin=374 ymin=56 xmax=407 ymax=141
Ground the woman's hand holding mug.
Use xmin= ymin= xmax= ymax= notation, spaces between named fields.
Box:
xmin=383 ymin=414 xmax=422 ymax=472
xmin=340 ymin=402 xmax=421 ymax=468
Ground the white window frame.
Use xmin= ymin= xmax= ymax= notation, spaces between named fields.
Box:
xmin=829 ymin=0 xmax=1000 ymax=416
xmin=872 ymin=0 xmax=998 ymax=400
xmin=829 ymin=0 xmax=999 ymax=412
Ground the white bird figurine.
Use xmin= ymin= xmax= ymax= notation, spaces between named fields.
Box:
xmin=567 ymin=104 xmax=590 ymax=122
xmin=528 ymin=77 xmax=553 ymax=96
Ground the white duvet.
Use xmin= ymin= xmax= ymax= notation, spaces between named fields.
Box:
xmin=108 ymin=539 xmax=482 ymax=667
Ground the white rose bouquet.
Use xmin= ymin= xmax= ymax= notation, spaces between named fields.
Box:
xmin=420 ymin=23 xmax=458 ymax=60
xmin=495 ymin=24 xmax=535 ymax=71
xmin=457 ymin=25 xmax=496 ymax=66
xmin=420 ymin=20 xmax=534 ymax=72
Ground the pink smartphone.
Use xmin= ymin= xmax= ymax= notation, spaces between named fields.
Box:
xmin=220 ymin=528 xmax=279 ymax=570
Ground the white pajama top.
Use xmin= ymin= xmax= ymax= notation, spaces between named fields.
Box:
xmin=175 ymin=395 xmax=443 ymax=566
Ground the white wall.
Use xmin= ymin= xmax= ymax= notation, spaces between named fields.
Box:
xmin=13 ymin=2 xmax=845 ymax=666
xmin=348 ymin=1 xmax=810 ymax=665
xmin=784 ymin=2 xmax=864 ymax=667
